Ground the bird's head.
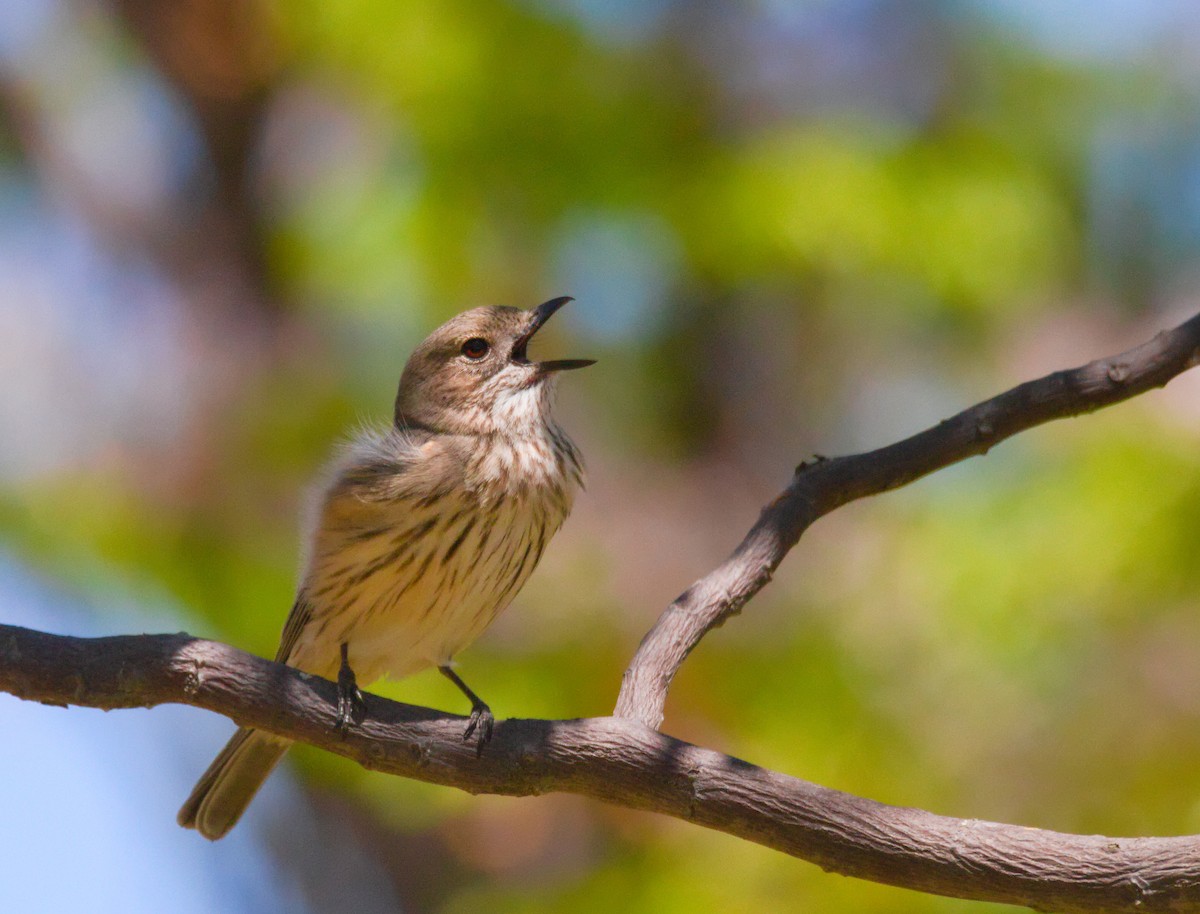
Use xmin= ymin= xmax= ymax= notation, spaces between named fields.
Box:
xmin=394 ymin=296 xmax=594 ymax=436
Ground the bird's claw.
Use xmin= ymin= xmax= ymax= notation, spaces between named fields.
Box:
xmin=335 ymin=652 xmax=366 ymax=736
xmin=334 ymin=685 xmax=366 ymax=736
xmin=462 ymin=703 xmax=495 ymax=756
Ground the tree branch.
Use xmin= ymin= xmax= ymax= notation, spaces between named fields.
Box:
xmin=3 ymin=623 xmax=1199 ymax=914
xmin=614 ymin=311 xmax=1200 ymax=727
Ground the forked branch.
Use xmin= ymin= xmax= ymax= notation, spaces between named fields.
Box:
xmin=614 ymin=310 xmax=1200 ymax=727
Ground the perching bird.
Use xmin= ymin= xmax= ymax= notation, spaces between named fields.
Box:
xmin=178 ymin=297 xmax=592 ymax=840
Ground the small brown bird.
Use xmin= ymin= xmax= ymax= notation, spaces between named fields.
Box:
xmin=179 ymin=297 xmax=592 ymax=840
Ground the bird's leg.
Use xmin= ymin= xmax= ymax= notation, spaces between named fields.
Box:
xmin=335 ymin=642 xmax=366 ymax=735
xmin=438 ymin=665 xmax=494 ymax=754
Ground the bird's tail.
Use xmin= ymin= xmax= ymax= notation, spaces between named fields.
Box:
xmin=178 ymin=727 xmax=292 ymax=840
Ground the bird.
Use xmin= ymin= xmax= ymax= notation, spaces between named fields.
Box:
xmin=178 ymin=296 xmax=593 ymax=840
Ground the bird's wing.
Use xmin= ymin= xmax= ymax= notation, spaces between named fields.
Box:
xmin=275 ymin=596 xmax=311 ymax=663
xmin=276 ymin=424 xmax=466 ymax=665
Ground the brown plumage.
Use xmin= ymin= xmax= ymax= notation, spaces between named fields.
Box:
xmin=178 ymin=298 xmax=591 ymax=840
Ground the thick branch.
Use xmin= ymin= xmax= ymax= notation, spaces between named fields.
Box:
xmin=615 ymin=312 xmax=1200 ymax=728
xmin=3 ymin=624 xmax=1200 ymax=913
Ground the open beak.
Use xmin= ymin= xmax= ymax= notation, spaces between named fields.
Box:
xmin=512 ymin=296 xmax=596 ymax=372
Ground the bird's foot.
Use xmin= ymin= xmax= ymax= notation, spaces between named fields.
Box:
xmin=335 ymin=643 xmax=366 ymax=736
xmin=462 ymin=701 xmax=495 ymax=756
xmin=439 ymin=664 xmax=495 ymax=756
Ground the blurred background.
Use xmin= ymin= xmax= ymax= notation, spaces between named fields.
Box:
xmin=2 ymin=1 xmax=1200 ymax=911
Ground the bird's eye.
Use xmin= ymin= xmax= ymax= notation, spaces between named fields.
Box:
xmin=461 ymin=337 xmax=490 ymax=360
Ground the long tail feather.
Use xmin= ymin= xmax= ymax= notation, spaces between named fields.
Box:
xmin=178 ymin=728 xmax=291 ymax=840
